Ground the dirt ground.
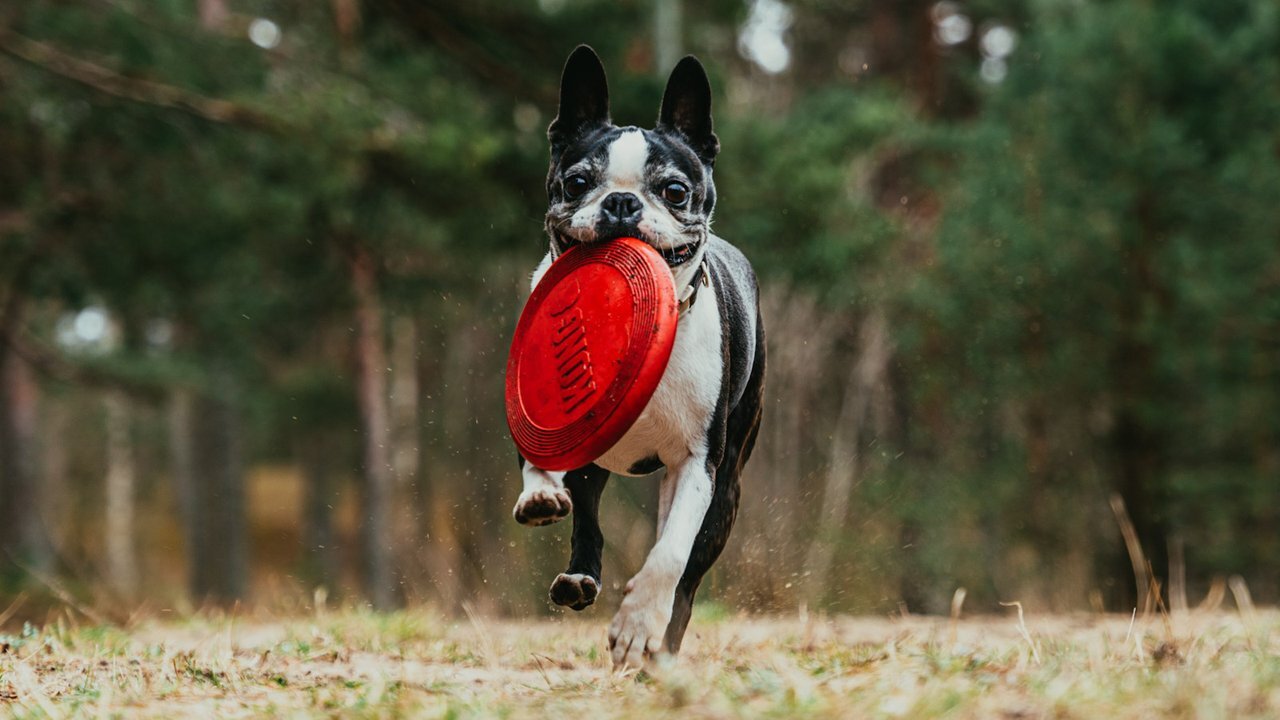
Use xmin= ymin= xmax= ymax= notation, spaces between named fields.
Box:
xmin=0 ymin=605 xmax=1276 ymax=718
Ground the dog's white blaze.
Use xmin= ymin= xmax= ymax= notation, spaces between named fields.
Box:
xmin=606 ymin=130 xmax=648 ymax=187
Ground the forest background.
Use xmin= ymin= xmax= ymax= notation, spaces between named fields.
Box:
xmin=0 ymin=0 xmax=1276 ymax=621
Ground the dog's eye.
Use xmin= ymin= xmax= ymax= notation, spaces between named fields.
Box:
xmin=564 ymin=174 xmax=591 ymax=200
xmin=661 ymin=181 xmax=690 ymax=207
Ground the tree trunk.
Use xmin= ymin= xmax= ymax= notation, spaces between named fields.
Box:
xmin=652 ymin=0 xmax=682 ymax=76
xmin=198 ymin=0 xmax=229 ymax=31
xmin=803 ymin=310 xmax=890 ymax=605
xmin=0 ymin=304 xmax=52 ymax=580
xmin=350 ymin=245 xmax=396 ymax=611
xmin=1110 ymin=191 xmax=1169 ymax=611
xmin=390 ymin=316 xmax=419 ymax=492
xmin=868 ymin=0 xmax=947 ymax=114
xmin=298 ymin=431 xmax=340 ymax=592
xmin=171 ymin=375 xmax=248 ymax=605
xmin=332 ymin=0 xmax=361 ymax=68
xmin=103 ymin=390 xmax=138 ymax=600
xmin=195 ymin=372 xmax=249 ymax=603
xmin=1022 ymin=308 xmax=1056 ymax=561
xmin=168 ymin=388 xmax=206 ymax=600
xmin=416 ymin=314 xmax=464 ymax=610
xmin=41 ymin=396 xmax=70 ymax=559
xmin=389 ymin=315 xmax=426 ymax=598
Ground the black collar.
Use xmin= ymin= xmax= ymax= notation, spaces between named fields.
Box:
xmin=677 ymin=259 xmax=709 ymax=316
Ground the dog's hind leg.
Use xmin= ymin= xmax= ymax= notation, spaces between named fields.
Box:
xmin=664 ymin=322 xmax=766 ymax=654
xmin=550 ymin=463 xmax=610 ymax=610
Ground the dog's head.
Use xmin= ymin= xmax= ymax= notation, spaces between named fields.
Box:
xmin=544 ymin=46 xmax=719 ymax=272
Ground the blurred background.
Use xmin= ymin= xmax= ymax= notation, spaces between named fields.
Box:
xmin=0 ymin=0 xmax=1276 ymax=621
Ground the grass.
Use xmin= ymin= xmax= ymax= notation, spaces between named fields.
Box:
xmin=0 ymin=605 xmax=1275 ymax=718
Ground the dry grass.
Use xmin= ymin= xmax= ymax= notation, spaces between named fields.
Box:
xmin=0 ymin=605 xmax=1276 ymax=718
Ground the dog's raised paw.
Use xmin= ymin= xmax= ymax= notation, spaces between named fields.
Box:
xmin=549 ymin=573 xmax=599 ymax=610
xmin=512 ymin=487 xmax=572 ymax=526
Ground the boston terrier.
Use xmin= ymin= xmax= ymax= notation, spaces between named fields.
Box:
xmin=512 ymin=45 xmax=766 ymax=670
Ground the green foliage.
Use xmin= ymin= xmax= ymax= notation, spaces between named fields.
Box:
xmin=717 ymin=86 xmax=915 ymax=303
xmin=911 ymin=0 xmax=1280 ymax=597
xmin=1 ymin=0 xmax=1276 ymax=613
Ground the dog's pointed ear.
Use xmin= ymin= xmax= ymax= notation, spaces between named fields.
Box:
xmin=657 ymin=55 xmax=719 ymax=165
xmin=548 ymin=45 xmax=610 ymax=158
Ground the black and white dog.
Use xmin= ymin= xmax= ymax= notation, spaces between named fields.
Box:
xmin=512 ymin=46 xmax=766 ymax=669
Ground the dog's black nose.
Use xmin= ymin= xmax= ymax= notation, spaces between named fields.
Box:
xmin=600 ymin=192 xmax=643 ymax=224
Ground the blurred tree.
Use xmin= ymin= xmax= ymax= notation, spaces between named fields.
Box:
xmin=920 ymin=0 xmax=1280 ymax=608
xmin=0 ymin=0 xmax=1275 ymax=616
xmin=0 ymin=317 xmax=53 ymax=580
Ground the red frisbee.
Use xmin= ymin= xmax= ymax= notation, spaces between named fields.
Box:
xmin=506 ymin=237 xmax=677 ymax=471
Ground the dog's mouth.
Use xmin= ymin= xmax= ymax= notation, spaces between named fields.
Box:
xmin=557 ymin=229 xmax=699 ymax=267
xmin=658 ymin=242 xmax=699 ymax=267
xmin=603 ymin=235 xmax=699 ymax=267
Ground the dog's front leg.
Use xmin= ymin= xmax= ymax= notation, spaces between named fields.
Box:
xmin=550 ymin=463 xmax=610 ymax=610
xmin=512 ymin=458 xmax=572 ymax=526
xmin=609 ymin=452 xmax=712 ymax=669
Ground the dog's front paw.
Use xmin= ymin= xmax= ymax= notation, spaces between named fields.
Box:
xmin=608 ymin=581 xmax=673 ymax=670
xmin=549 ymin=573 xmax=599 ymax=610
xmin=512 ymin=487 xmax=572 ymax=526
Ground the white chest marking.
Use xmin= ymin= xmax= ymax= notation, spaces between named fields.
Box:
xmin=530 ymin=253 xmax=554 ymax=292
xmin=596 ymin=282 xmax=722 ymax=475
